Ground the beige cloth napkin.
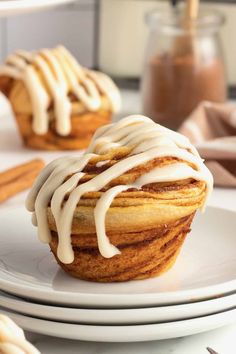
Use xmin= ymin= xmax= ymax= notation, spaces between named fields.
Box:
xmin=179 ymin=101 xmax=236 ymax=187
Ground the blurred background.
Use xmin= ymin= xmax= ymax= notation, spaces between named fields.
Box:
xmin=0 ymin=0 xmax=235 ymax=92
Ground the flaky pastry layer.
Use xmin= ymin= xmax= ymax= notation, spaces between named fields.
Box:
xmin=15 ymin=110 xmax=111 ymax=150
xmin=0 ymin=78 xmax=112 ymax=150
xmin=50 ymin=213 xmax=194 ymax=282
xmin=46 ymin=152 xmax=204 ymax=281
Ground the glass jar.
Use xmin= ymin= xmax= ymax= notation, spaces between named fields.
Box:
xmin=141 ymin=7 xmax=227 ymax=130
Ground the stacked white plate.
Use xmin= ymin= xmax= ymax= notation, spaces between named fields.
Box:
xmin=0 ymin=206 xmax=236 ymax=342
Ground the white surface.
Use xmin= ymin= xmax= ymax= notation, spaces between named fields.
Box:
xmin=0 ymin=207 xmax=235 ymax=308
xmin=1 ymin=307 xmax=236 ymax=342
xmin=0 ymin=0 xmax=74 ymax=17
xmin=1 ymin=290 xmax=236 ymax=325
xmin=28 ymin=324 xmax=236 ymax=354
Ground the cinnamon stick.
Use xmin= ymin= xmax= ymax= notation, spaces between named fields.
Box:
xmin=0 ymin=159 xmax=44 ymax=203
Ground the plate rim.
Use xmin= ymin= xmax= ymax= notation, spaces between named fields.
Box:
xmin=0 ymin=206 xmax=235 ymax=307
xmin=0 ymin=290 xmax=236 ymax=324
xmin=0 ymin=306 xmax=236 ymax=342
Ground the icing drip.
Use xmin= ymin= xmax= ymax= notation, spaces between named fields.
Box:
xmin=24 ymin=66 xmax=49 ymax=135
xmin=34 ymin=50 xmax=71 ymax=136
xmin=0 ymin=315 xmax=40 ymax=354
xmin=26 ymin=115 xmax=213 ymax=263
xmin=96 ymin=160 xmax=110 ymax=168
xmin=0 ymin=46 xmax=121 ymax=136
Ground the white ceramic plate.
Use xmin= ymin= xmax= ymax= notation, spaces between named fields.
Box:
xmin=1 ymin=307 xmax=236 ymax=342
xmin=0 ymin=207 xmax=236 ymax=308
xmin=0 ymin=290 xmax=236 ymax=325
xmin=0 ymin=0 xmax=74 ymax=17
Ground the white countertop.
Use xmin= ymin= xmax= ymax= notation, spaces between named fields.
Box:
xmin=0 ymin=90 xmax=236 ymax=353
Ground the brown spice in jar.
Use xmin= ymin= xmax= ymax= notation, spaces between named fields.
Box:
xmin=142 ymin=52 xmax=227 ymax=130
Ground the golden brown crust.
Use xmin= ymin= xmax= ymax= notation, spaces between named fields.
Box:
xmin=14 ymin=110 xmax=111 ymax=150
xmin=50 ymin=213 xmax=194 ymax=282
xmin=8 ymin=80 xmax=113 ymax=116
xmin=1 ymin=78 xmax=112 ymax=150
xmin=48 ymin=179 xmax=204 ymax=235
xmin=47 ymin=153 xmax=206 ymax=234
xmin=46 ymin=150 xmax=206 ymax=282
xmin=48 ymin=178 xmax=201 ymax=282
xmin=0 ymin=76 xmax=13 ymax=96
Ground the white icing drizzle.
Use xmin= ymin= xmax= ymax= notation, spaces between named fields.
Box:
xmin=24 ymin=66 xmax=49 ymax=135
xmin=26 ymin=115 xmax=213 ymax=263
xmin=96 ymin=160 xmax=110 ymax=168
xmin=0 ymin=315 xmax=40 ymax=354
xmin=0 ymin=46 xmax=121 ymax=136
xmin=6 ymin=55 xmax=27 ymax=70
xmin=0 ymin=66 xmax=21 ymax=79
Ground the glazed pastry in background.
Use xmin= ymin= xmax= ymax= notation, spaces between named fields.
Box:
xmin=26 ymin=115 xmax=213 ymax=282
xmin=0 ymin=314 xmax=40 ymax=354
xmin=0 ymin=46 xmax=121 ymax=150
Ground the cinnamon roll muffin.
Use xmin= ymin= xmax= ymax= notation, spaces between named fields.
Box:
xmin=0 ymin=314 xmax=40 ymax=354
xmin=0 ymin=46 xmax=121 ymax=150
xmin=26 ymin=115 xmax=213 ymax=282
